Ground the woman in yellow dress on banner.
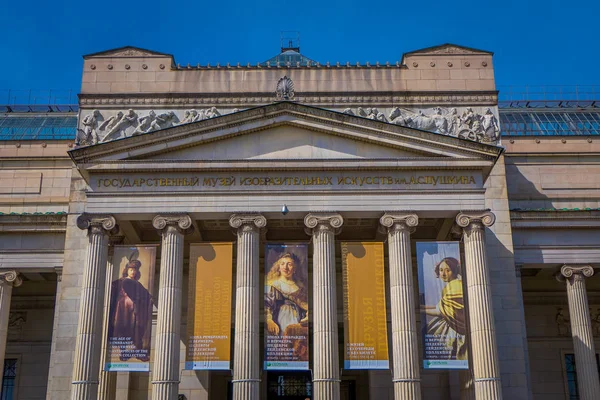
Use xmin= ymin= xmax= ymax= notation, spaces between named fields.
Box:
xmin=422 ymin=257 xmax=467 ymax=360
xmin=264 ymin=251 xmax=309 ymax=361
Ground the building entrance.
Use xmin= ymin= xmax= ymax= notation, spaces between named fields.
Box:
xmin=265 ymin=372 xmax=356 ymax=400
xmin=266 ymin=371 xmax=312 ymax=400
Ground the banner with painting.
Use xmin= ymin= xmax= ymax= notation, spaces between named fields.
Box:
xmin=341 ymin=242 xmax=389 ymax=369
xmin=105 ymin=245 xmax=157 ymax=371
xmin=264 ymin=243 xmax=309 ymax=370
xmin=185 ymin=243 xmax=233 ymax=370
xmin=417 ymin=241 xmax=468 ymax=370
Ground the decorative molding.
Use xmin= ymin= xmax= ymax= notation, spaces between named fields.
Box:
xmin=510 ymin=210 xmax=600 ymax=229
xmin=84 ymin=46 xmax=172 ymax=59
xmin=275 ymin=76 xmax=295 ymax=100
xmin=76 ymin=214 xmax=119 ymax=236
xmin=152 ymin=214 xmax=194 ymax=235
xmin=0 ymin=214 xmax=68 ymax=233
xmin=78 ymin=91 xmax=499 ymax=108
xmin=404 ymin=44 xmax=491 ymax=56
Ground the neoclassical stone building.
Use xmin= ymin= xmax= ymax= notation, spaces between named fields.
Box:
xmin=0 ymin=43 xmax=599 ymax=400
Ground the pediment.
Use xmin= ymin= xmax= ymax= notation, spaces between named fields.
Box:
xmin=403 ymin=43 xmax=492 ymax=56
xmin=143 ymin=125 xmax=424 ymax=160
xmin=83 ymin=46 xmax=172 ymax=59
xmin=69 ymin=102 xmax=502 ymax=174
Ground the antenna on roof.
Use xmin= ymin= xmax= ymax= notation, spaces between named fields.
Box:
xmin=281 ymin=31 xmax=300 ymax=53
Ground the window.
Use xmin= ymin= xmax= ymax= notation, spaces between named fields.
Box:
xmin=0 ymin=359 xmax=17 ymax=400
xmin=564 ymin=353 xmax=600 ymax=399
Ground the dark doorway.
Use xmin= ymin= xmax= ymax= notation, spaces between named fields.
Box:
xmin=267 ymin=371 xmax=312 ymax=400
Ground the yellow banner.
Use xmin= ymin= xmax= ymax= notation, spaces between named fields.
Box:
xmin=342 ymin=242 xmax=389 ymax=369
xmin=186 ymin=243 xmax=233 ymax=370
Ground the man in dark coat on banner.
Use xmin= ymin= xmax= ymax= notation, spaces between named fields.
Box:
xmin=108 ymin=253 xmax=153 ymax=362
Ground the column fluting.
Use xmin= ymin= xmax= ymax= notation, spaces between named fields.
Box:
xmin=380 ymin=213 xmax=421 ymax=400
xmin=0 ymin=271 xmax=22 ymax=389
xmin=229 ymin=214 xmax=267 ymax=400
xmin=558 ymin=265 xmax=600 ymax=400
xmin=71 ymin=214 xmax=118 ymax=400
xmin=455 ymin=211 xmax=502 ymax=400
xmin=151 ymin=214 xmax=193 ymax=400
xmin=98 ymin=237 xmax=123 ymax=400
xmin=305 ymin=213 xmax=343 ymax=400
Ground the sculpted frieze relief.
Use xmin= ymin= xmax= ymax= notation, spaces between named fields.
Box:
xmin=76 ymin=104 xmax=499 ymax=147
xmin=341 ymin=106 xmax=499 ymax=143
xmin=76 ymin=107 xmax=239 ymax=146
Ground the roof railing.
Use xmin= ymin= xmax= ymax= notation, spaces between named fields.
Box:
xmin=498 ymin=85 xmax=599 ymax=102
xmin=1 ymin=89 xmax=78 ymax=108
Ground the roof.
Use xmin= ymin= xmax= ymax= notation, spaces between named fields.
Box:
xmin=260 ymin=49 xmax=318 ymax=67
xmin=0 ymin=113 xmax=77 ymax=141
xmin=499 ymin=107 xmax=600 ymax=136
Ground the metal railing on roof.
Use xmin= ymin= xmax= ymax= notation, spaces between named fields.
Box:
xmin=2 ymin=89 xmax=77 ymax=105
xmin=498 ymin=85 xmax=599 ymax=109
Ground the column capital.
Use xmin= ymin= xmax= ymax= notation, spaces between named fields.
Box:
xmin=76 ymin=214 xmax=119 ymax=236
xmin=379 ymin=212 xmax=418 ymax=234
xmin=229 ymin=213 xmax=267 ymax=233
xmin=0 ymin=271 xmax=22 ymax=288
xmin=558 ymin=265 xmax=594 ymax=284
xmin=304 ymin=212 xmax=343 ymax=235
xmin=455 ymin=211 xmax=496 ymax=232
xmin=152 ymin=214 xmax=194 ymax=235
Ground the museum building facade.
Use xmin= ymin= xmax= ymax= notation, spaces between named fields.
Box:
xmin=0 ymin=43 xmax=599 ymax=400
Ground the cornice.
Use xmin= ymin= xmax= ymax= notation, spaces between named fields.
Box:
xmin=0 ymin=214 xmax=68 ymax=232
xmin=86 ymin=189 xmax=486 ymax=198
xmin=78 ymin=91 xmax=498 ymax=108
xmin=510 ymin=210 xmax=600 ymax=228
xmin=81 ymin=158 xmax=492 ymax=173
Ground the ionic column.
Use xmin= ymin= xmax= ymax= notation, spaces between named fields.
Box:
xmin=304 ymin=213 xmax=344 ymax=400
xmin=0 ymin=271 xmax=22 ymax=388
xmin=557 ymin=265 xmax=600 ymax=400
xmin=151 ymin=214 xmax=193 ymax=400
xmin=229 ymin=214 xmax=267 ymax=400
xmin=98 ymin=236 xmax=123 ymax=400
xmin=379 ymin=213 xmax=421 ymax=400
xmin=455 ymin=211 xmax=502 ymax=400
xmin=72 ymin=214 xmax=118 ymax=400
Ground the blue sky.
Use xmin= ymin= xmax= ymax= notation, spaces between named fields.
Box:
xmin=1 ymin=0 xmax=598 ymax=103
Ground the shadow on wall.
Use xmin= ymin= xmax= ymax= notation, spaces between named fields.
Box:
xmin=504 ymin=160 xmax=550 ymax=210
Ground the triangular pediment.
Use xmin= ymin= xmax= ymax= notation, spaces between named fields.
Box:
xmin=69 ymin=102 xmax=502 ymax=178
xmin=403 ymin=43 xmax=492 ymax=57
xmin=142 ymin=124 xmax=426 ymax=160
xmin=83 ymin=46 xmax=173 ymax=59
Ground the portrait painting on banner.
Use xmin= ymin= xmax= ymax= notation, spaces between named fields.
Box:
xmin=106 ymin=245 xmax=157 ymax=371
xmin=264 ymin=243 xmax=310 ymax=370
xmin=417 ymin=241 xmax=468 ymax=370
